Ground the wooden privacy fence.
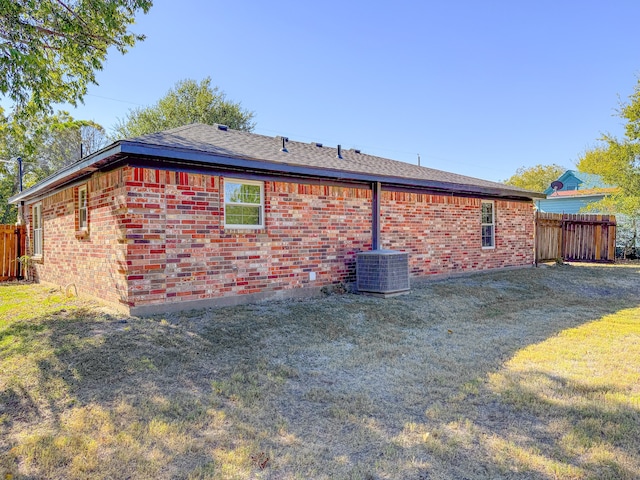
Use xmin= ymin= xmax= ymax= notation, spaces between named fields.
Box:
xmin=535 ymin=212 xmax=616 ymax=263
xmin=0 ymin=224 xmax=26 ymax=281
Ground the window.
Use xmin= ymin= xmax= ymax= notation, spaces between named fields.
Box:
xmin=78 ymin=185 xmax=88 ymax=231
xmin=223 ymin=179 xmax=264 ymax=228
xmin=481 ymin=201 xmax=495 ymax=248
xmin=33 ymin=203 xmax=43 ymax=257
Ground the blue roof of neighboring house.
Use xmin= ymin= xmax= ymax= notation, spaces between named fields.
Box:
xmin=543 ymin=170 xmax=610 ymax=195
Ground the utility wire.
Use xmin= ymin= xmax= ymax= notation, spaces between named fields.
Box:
xmin=84 ymin=93 xmax=145 ymax=106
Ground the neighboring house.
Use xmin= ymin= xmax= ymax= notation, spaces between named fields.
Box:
xmin=535 ymin=170 xmax=615 ymax=213
xmin=9 ymin=123 xmax=543 ymax=315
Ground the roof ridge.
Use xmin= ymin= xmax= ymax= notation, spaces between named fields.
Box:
xmin=189 ymin=125 xmax=532 ymax=192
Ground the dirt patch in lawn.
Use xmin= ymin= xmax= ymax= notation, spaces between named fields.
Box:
xmin=1 ymin=264 xmax=639 ymax=479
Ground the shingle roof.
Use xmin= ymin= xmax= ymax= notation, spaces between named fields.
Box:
xmin=128 ymin=123 xmax=540 ymax=198
xmin=10 ymin=123 xmax=543 ymax=204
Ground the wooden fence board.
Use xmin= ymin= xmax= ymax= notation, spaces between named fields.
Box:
xmin=535 ymin=212 xmax=616 ymax=263
xmin=0 ymin=225 xmax=26 ymax=281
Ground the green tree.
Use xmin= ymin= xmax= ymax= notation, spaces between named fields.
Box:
xmin=0 ymin=0 xmax=152 ymax=115
xmin=0 ymin=107 xmax=106 ymax=223
xmin=33 ymin=113 xmax=107 ymax=179
xmin=577 ymin=78 xmax=640 ymax=256
xmin=113 ymin=77 xmax=255 ymax=138
xmin=0 ymin=106 xmax=34 ymax=222
xmin=503 ymin=164 xmax=567 ymax=192
xmin=0 ymin=172 xmax=16 ymax=223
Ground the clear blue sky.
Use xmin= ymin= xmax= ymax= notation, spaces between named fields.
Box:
xmin=41 ymin=1 xmax=640 ymax=182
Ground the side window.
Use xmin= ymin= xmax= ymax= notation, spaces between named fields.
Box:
xmin=223 ymin=179 xmax=264 ymax=228
xmin=33 ymin=202 xmax=43 ymax=257
xmin=481 ymin=201 xmax=495 ymax=248
xmin=78 ymin=185 xmax=88 ymax=231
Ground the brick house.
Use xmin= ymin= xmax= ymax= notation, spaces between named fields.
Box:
xmin=9 ymin=124 xmax=543 ymax=315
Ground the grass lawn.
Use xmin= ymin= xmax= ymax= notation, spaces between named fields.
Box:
xmin=1 ymin=264 xmax=639 ymax=479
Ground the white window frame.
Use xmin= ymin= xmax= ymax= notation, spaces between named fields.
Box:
xmin=223 ymin=178 xmax=265 ymax=229
xmin=78 ymin=185 xmax=88 ymax=231
xmin=33 ymin=202 xmax=43 ymax=258
xmin=481 ymin=201 xmax=495 ymax=249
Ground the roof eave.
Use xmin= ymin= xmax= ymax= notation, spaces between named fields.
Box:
xmin=121 ymin=142 xmax=542 ymax=200
xmin=8 ymin=143 xmax=124 ymax=204
xmin=9 ymin=140 xmax=542 ymax=203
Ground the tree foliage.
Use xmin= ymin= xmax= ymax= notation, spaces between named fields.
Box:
xmin=577 ymin=83 xmax=640 ymax=214
xmin=0 ymin=107 xmax=106 ymax=223
xmin=34 ymin=115 xmax=107 ymax=179
xmin=0 ymin=0 xmax=152 ymax=115
xmin=577 ymin=78 xmax=640 ymax=255
xmin=504 ymin=164 xmax=567 ymax=192
xmin=113 ymin=77 xmax=255 ymax=139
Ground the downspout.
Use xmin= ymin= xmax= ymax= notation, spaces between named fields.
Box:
xmin=14 ymin=158 xmax=24 ymax=279
xmin=17 ymin=157 xmax=24 ymax=226
xmin=372 ymin=181 xmax=381 ymax=250
xmin=15 ymin=225 xmax=22 ymax=280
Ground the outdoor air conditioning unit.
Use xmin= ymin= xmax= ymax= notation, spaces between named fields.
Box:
xmin=356 ymin=249 xmax=410 ymax=297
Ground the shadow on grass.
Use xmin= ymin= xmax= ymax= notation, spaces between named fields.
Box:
xmin=0 ymin=265 xmax=639 ymax=479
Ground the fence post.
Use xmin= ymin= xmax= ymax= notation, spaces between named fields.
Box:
xmin=534 ymin=210 xmax=538 ymax=266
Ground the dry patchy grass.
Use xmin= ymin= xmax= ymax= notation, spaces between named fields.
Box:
xmin=0 ymin=264 xmax=639 ymax=479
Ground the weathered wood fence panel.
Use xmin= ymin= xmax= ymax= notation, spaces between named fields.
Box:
xmin=535 ymin=212 xmax=616 ymax=263
xmin=0 ymin=225 xmax=26 ymax=281
xmin=535 ymin=213 xmax=562 ymax=262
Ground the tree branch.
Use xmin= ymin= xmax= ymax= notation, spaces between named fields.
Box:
xmin=55 ymin=0 xmax=90 ymax=29
xmin=10 ymin=19 xmax=124 ymax=51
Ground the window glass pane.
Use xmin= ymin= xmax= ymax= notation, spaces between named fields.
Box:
xmin=33 ymin=204 xmax=43 ymax=255
xmin=225 ymin=183 xmax=261 ymax=204
xmin=79 ymin=188 xmax=88 ymax=229
xmin=224 ymin=180 xmax=263 ymax=227
xmin=481 ymin=202 xmax=493 ymax=224
xmin=482 ymin=225 xmax=494 ymax=247
xmin=225 ymin=205 xmax=260 ymax=225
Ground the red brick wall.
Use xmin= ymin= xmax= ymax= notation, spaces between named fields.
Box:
xmin=124 ymin=169 xmax=373 ymax=308
xmin=27 ymin=166 xmax=534 ymax=311
xmin=381 ymin=192 xmax=534 ymax=275
xmin=27 ymin=169 xmax=129 ymax=306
